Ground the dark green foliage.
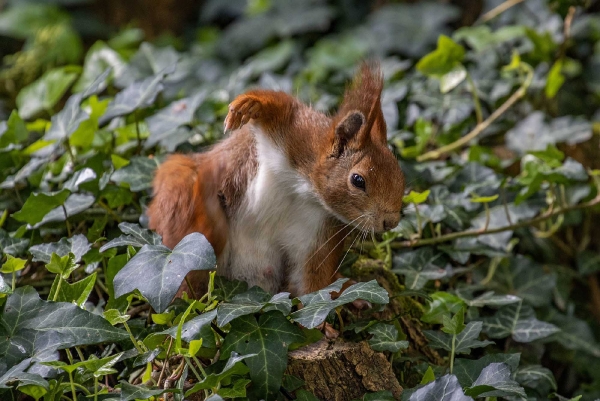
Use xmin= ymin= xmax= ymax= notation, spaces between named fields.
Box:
xmin=1 ymin=0 xmax=600 ymax=400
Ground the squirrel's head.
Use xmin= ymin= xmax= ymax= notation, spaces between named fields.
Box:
xmin=312 ymin=62 xmax=405 ymax=233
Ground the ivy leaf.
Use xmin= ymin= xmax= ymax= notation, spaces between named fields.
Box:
xmin=515 ymin=366 xmax=557 ymax=394
xmin=158 ymin=309 xmax=217 ymax=348
xmin=1 ymin=255 xmax=27 ymax=273
xmin=45 ymin=253 xmax=78 ymax=279
xmin=145 ymin=90 xmax=208 ymax=149
xmin=408 ymin=374 xmax=471 ymax=401
xmin=213 ymin=276 xmax=249 ymax=302
xmin=454 ymin=353 xmax=520 ymax=387
xmin=367 ymin=323 xmax=409 ymax=352
xmin=506 ymin=112 xmax=592 ymax=154
xmin=291 ymin=280 xmax=389 ymax=329
xmin=0 ymin=230 xmax=29 ymax=257
xmin=73 ymin=40 xmax=125 ymax=93
xmin=482 ymin=302 xmax=560 ymax=342
xmin=0 ymin=111 xmax=28 ymax=149
xmin=217 ymin=287 xmax=292 ymax=326
xmin=221 ymin=311 xmax=304 ymax=401
xmin=465 ymin=362 xmax=526 ymax=398
xmin=404 ymin=190 xmax=431 ymax=204
xmin=464 ymin=292 xmax=521 ymax=308
xmin=424 ymin=321 xmax=494 ymax=354
xmin=48 ymin=273 xmax=97 ymax=307
xmin=113 ymin=232 xmax=216 ymax=313
xmin=545 ymin=59 xmax=564 ymax=99
xmin=185 ymin=352 xmax=254 ymax=396
xmin=100 ymin=72 xmax=167 ymax=124
xmin=63 ymin=168 xmax=97 ymax=192
xmin=0 ymin=286 xmax=128 ymax=369
xmin=43 ymin=93 xmax=89 ymax=141
xmin=99 ymin=222 xmax=162 ymax=252
xmin=33 ymin=193 xmax=96 ymax=228
xmin=416 ymin=35 xmax=465 ymax=76
xmin=493 ymin=256 xmax=556 ymax=307
xmin=392 ymin=247 xmax=447 ymax=290
xmin=16 ymin=67 xmax=79 ymax=119
xmin=110 ymin=156 xmax=159 ymax=192
xmin=29 ymin=234 xmax=91 ymax=264
xmin=421 ymin=292 xmax=466 ymax=324
xmin=12 ymin=190 xmax=70 ymax=225
xmin=119 ymin=381 xmax=173 ymax=401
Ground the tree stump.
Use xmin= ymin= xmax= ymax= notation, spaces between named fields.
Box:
xmin=286 ymin=339 xmax=403 ymax=401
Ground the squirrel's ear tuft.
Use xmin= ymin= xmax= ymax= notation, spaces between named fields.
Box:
xmin=337 ymin=61 xmax=387 ymax=144
xmin=332 ymin=111 xmax=364 ymax=157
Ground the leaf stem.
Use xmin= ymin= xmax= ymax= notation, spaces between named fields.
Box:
xmin=68 ymin=370 xmax=77 ymax=401
xmin=417 ymin=65 xmax=533 ymax=162
xmin=53 ymin=278 xmax=62 ymax=302
xmin=123 ymin=320 xmax=145 ymax=353
xmin=450 ymin=334 xmax=456 ymax=374
xmin=466 ymin=72 xmax=483 ymax=124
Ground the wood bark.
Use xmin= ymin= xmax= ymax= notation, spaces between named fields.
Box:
xmin=286 ymin=339 xmax=403 ymax=401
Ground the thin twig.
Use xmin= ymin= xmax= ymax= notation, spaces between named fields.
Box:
xmin=417 ymin=65 xmax=533 ymax=162
xmin=368 ymin=194 xmax=600 ymax=249
xmin=478 ymin=0 xmax=526 ymax=24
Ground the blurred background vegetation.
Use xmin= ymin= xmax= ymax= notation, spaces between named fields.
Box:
xmin=3 ymin=0 xmax=600 ymax=400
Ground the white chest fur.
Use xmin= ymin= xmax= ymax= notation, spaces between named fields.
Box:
xmin=220 ymin=127 xmax=328 ymax=294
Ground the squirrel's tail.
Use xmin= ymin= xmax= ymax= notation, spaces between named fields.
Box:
xmin=147 ymin=154 xmax=202 ymax=248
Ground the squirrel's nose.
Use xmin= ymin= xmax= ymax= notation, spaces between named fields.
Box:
xmin=382 ymin=215 xmax=400 ymax=231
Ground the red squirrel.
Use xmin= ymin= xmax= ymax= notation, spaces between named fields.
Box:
xmin=147 ymin=62 xmax=405 ymax=297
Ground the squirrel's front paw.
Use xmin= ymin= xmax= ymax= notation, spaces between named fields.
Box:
xmin=224 ymin=95 xmax=262 ymax=132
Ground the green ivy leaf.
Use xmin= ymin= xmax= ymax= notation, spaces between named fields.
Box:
xmin=420 ymin=366 xmax=436 ymax=385
xmin=425 ymin=321 xmax=494 ymax=354
xmin=416 ymin=35 xmax=465 ymax=76
xmin=16 ymin=67 xmax=80 ymax=120
xmin=48 ymin=272 xmax=96 ymax=307
xmin=113 ymin=232 xmax=216 ymax=313
xmin=291 ymin=280 xmax=389 ymax=329
xmin=145 ymin=90 xmax=207 ymax=149
xmin=1 ymin=255 xmax=27 ymax=273
xmin=0 ymin=111 xmax=28 ymax=149
xmin=441 ymin=309 xmax=465 ymax=335
xmin=408 ymin=374 xmax=471 ymax=401
xmin=367 ymin=323 xmax=409 ymax=352
xmin=100 ymin=71 xmax=167 ymax=123
xmin=482 ymin=302 xmax=560 ymax=342
xmin=465 ymin=362 xmax=526 ymax=398
xmin=73 ymin=40 xmax=125 ymax=93
xmin=214 ymin=276 xmax=249 ymax=302
xmin=421 ymin=292 xmax=465 ymax=324
xmin=45 ymin=253 xmax=78 ymax=279
xmin=392 ymin=247 xmax=447 ymax=290
xmin=221 ymin=311 xmax=304 ymax=401
xmin=545 ymin=59 xmax=565 ymax=99
xmin=30 ymin=234 xmax=91 ymax=264
xmin=157 ymin=309 xmax=217 ymax=349
xmin=454 ymin=353 xmax=520 ymax=387
xmin=403 ymin=190 xmax=431 ymax=204
xmin=99 ymin=222 xmax=162 ymax=253
xmin=12 ymin=189 xmax=70 ymax=225
xmin=119 ymin=381 xmax=174 ymax=401
xmin=110 ymin=156 xmax=159 ymax=192
xmin=0 ymin=286 xmax=128 ymax=369
xmin=515 ymin=365 xmax=557 ymax=394
xmin=43 ymin=93 xmax=89 ymax=141
xmin=185 ymin=352 xmax=254 ymax=396
xmin=217 ymin=286 xmax=292 ymax=326
xmin=32 ymin=193 xmax=96 ymax=228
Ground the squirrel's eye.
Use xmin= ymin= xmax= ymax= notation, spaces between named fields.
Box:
xmin=351 ymin=173 xmax=366 ymax=191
